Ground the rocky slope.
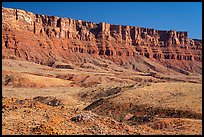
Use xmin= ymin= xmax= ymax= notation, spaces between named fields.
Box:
xmin=2 ymin=59 xmax=202 ymax=135
xmin=2 ymin=7 xmax=202 ymax=74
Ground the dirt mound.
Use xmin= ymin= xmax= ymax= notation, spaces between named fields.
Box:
xmin=85 ymin=99 xmax=202 ymax=122
xmin=2 ymin=59 xmax=202 ymax=135
xmin=2 ymin=97 xmax=140 ymax=135
xmin=2 ymin=71 xmax=72 ymax=88
xmin=148 ymin=118 xmax=202 ymax=134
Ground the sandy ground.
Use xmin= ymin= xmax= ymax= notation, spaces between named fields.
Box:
xmin=2 ymin=59 xmax=202 ymax=135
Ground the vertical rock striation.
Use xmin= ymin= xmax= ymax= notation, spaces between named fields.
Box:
xmin=2 ymin=7 xmax=202 ymax=73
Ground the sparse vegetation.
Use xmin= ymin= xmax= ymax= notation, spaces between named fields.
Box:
xmin=2 ymin=59 xmax=202 ymax=135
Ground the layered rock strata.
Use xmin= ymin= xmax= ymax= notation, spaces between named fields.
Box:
xmin=2 ymin=7 xmax=202 ymax=73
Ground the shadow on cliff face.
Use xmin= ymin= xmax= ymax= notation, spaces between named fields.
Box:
xmin=167 ymin=65 xmax=190 ymax=75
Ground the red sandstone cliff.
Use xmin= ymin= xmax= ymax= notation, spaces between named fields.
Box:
xmin=2 ymin=7 xmax=202 ymax=74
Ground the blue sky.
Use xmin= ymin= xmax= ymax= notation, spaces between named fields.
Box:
xmin=2 ymin=2 xmax=202 ymax=39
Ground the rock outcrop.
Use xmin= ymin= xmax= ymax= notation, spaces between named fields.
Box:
xmin=2 ymin=7 xmax=202 ymax=73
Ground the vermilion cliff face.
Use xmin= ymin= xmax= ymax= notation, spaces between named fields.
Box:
xmin=2 ymin=7 xmax=202 ymax=73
